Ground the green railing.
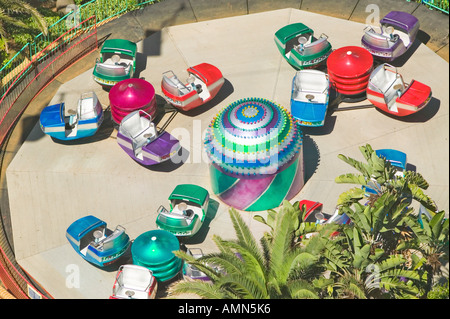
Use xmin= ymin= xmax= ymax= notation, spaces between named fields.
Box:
xmin=0 ymin=0 xmax=160 ymax=98
xmin=411 ymin=0 xmax=450 ymax=14
xmin=422 ymin=0 xmax=449 ymax=13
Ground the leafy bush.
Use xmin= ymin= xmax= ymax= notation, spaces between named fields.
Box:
xmin=428 ymin=280 xmax=449 ymax=299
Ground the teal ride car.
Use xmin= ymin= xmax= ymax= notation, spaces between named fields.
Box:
xmin=156 ymin=184 xmax=210 ymax=237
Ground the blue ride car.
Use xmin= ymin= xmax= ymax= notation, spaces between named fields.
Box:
xmin=290 ymin=69 xmax=330 ymax=127
xmin=66 ymin=215 xmax=130 ymax=267
xmin=40 ymin=92 xmax=104 ymax=141
xmin=365 ymin=149 xmax=407 ymax=195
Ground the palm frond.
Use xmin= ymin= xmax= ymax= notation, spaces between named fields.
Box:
xmin=10 ymin=0 xmax=48 ymax=35
xmin=229 ymin=209 xmax=264 ymax=262
xmin=269 ymin=202 xmax=299 ymax=277
xmin=216 ymin=273 xmax=269 ymax=299
xmin=337 ymin=154 xmax=371 ymax=178
xmin=167 ymin=280 xmax=228 ymax=299
xmin=336 ymin=187 xmax=365 ymax=207
xmin=288 ymin=279 xmax=320 ymax=299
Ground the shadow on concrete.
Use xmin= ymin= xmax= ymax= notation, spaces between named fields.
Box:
xmin=375 ymin=96 xmax=440 ymax=123
xmin=19 ymin=115 xmax=42 ymax=142
xmin=134 ymin=52 xmax=148 ymax=79
xmin=301 ymin=115 xmax=337 ymax=136
xmin=155 ymin=0 xmax=188 ymax=30
xmin=50 ymin=108 xmax=115 ymax=145
xmin=177 ymin=78 xmax=234 ymax=117
xmin=390 ymin=32 xmax=429 ymax=68
xmin=141 ymin=146 xmax=189 ymax=173
xmin=153 ymin=94 xmax=178 ymax=127
xmin=301 ymin=134 xmax=320 ymax=183
xmin=406 ymin=163 xmax=417 ymax=172
xmin=155 ymin=269 xmax=184 ymax=298
xmin=134 ymin=30 xmax=161 ymax=78
xmin=181 ymin=198 xmax=220 ymax=245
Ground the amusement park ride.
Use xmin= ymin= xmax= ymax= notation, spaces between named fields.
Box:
xmin=274 ymin=11 xmax=431 ymax=127
xmin=34 ymin=9 xmax=437 ymax=299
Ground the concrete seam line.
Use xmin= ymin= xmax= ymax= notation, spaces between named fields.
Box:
xmin=129 ymin=10 xmax=145 ymax=41
xmin=410 ymin=2 xmax=422 ymax=15
xmin=166 ymin=28 xmax=190 ymax=68
xmin=435 ymin=42 xmax=449 ymax=53
xmin=299 ymin=0 xmax=303 ymax=10
xmin=187 ymin=0 xmax=198 ymax=22
xmin=348 ymin=0 xmax=361 ymax=20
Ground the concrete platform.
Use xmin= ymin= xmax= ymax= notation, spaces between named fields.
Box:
xmin=6 ymin=8 xmax=449 ymax=299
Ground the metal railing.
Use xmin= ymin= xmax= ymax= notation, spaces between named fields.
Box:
xmin=0 ymin=0 xmax=162 ymax=300
xmin=413 ymin=0 xmax=449 ymax=14
xmin=0 ymin=15 xmax=98 ymax=299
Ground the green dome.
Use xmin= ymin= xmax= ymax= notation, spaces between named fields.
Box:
xmin=131 ymin=229 xmax=181 ymax=281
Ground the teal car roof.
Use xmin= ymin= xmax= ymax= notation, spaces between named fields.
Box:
xmin=101 ymin=39 xmax=137 ymax=55
xmin=169 ymin=184 xmax=209 ymax=205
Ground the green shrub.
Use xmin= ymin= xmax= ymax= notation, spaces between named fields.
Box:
xmin=428 ymin=280 xmax=449 ymax=299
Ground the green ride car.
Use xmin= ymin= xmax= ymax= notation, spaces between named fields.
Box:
xmin=275 ymin=23 xmax=332 ymax=70
xmin=156 ymin=184 xmax=210 ymax=238
xmin=93 ymin=39 xmax=137 ymax=87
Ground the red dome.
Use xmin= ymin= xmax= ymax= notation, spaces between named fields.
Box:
xmin=327 ymin=46 xmax=373 ymax=78
xmin=327 ymin=46 xmax=373 ymax=96
xmin=109 ymin=78 xmax=156 ymax=124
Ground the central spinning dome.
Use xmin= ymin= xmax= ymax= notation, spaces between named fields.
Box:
xmin=204 ymin=98 xmax=304 ymax=211
xmin=205 ymin=98 xmax=302 ymax=176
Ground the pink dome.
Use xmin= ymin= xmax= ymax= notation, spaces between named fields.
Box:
xmin=109 ymin=78 xmax=156 ymax=124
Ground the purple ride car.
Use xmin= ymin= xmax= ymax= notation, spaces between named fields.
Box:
xmin=361 ymin=11 xmax=419 ymax=61
xmin=116 ymin=110 xmax=181 ymax=166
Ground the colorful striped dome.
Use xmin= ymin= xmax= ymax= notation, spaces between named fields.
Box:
xmin=204 ymin=98 xmax=303 ymax=176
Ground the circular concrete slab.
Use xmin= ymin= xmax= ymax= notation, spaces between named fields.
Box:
xmin=6 ymin=8 xmax=449 ymax=299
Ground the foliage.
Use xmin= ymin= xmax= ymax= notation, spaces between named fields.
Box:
xmin=167 ymin=143 xmax=447 ymax=299
xmin=333 ymin=143 xmax=449 ymax=297
xmin=168 ymin=143 xmax=449 ymax=299
xmin=414 ymin=0 xmax=449 ymax=13
xmin=427 ymin=279 xmax=449 ymax=299
xmin=0 ymin=0 xmax=50 ymax=55
xmin=168 ymin=202 xmax=331 ymax=299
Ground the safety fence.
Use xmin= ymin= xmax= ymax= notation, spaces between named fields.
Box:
xmin=0 ymin=15 xmax=98 ymax=299
xmin=0 ymin=0 xmax=160 ymax=100
xmin=413 ymin=0 xmax=449 ymax=14
xmin=0 ymin=0 xmax=162 ymax=300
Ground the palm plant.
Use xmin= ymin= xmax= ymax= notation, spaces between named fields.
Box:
xmin=168 ymin=202 xmax=329 ymax=299
xmin=323 ymin=224 xmax=423 ymax=299
xmin=399 ymin=208 xmax=449 ymax=296
xmin=335 ymin=144 xmax=437 ymax=212
xmin=334 ymin=144 xmax=441 ymax=253
xmin=332 ymin=144 xmax=448 ymax=297
xmin=253 ymin=200 xmax=326 ymax=246
xmin=0 ymin=0 xmax=48 ymax=54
